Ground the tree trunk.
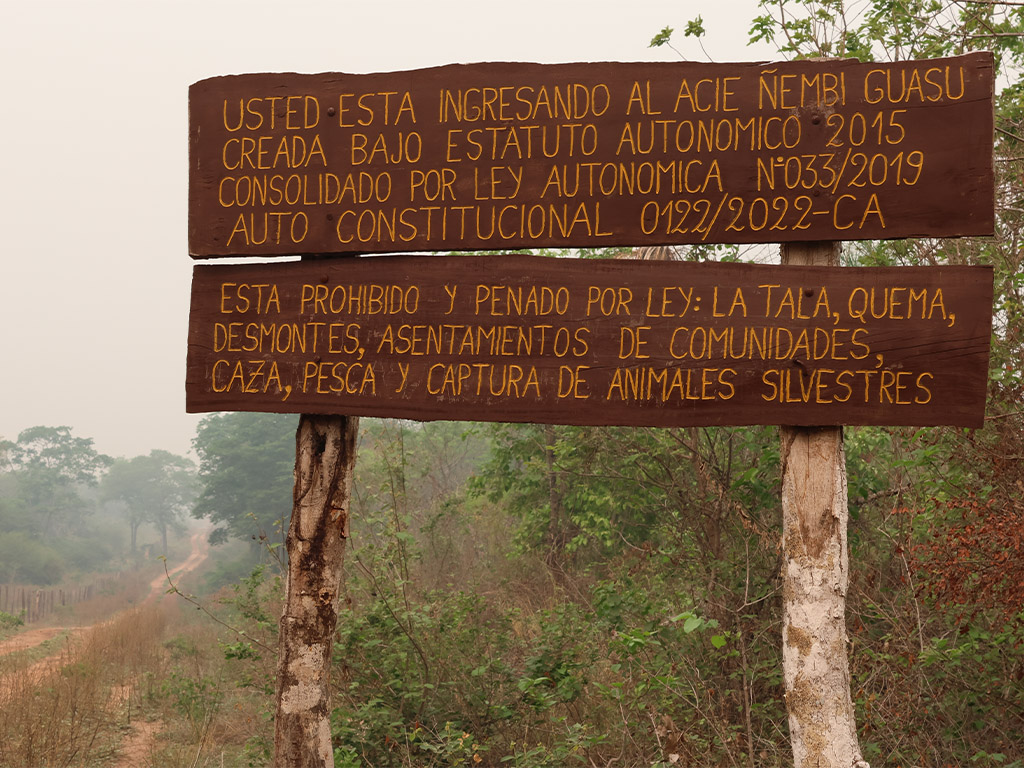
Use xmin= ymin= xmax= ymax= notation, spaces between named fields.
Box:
xmin=780 ymin=242 xmax=867 ymax=768
xmin=543 ymin=424 xmax=565 ymax=570
xmin=274 ymin=414 xmax=359 ymax=768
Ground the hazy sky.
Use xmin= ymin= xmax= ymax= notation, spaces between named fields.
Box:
xmin=0 ymin=0 xmax=775 ymax=460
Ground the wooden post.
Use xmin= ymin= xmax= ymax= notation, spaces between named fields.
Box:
xmin=780 ymin=241 xmax=868 ymax=768
xmin=274 ymin=413 xmax=359 ymax=767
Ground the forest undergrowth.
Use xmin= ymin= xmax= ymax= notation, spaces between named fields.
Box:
xmin=133 ymin=415 xmax=1024 ymax=768
xmin=0 ymin=537 xmax=274 ymax=768
xmin=2 ymin=472 xmax=1022 ymax=768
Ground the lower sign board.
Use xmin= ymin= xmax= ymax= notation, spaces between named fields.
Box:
xmin=186 ymin=255 xmax=992 ymax=428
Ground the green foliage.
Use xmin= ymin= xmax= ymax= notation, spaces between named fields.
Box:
xmin=684 ymin=16 xmax=706 ymax=39
xmin=519 ymin=603 xmax=595 ymax=710
xmin=158 ymin=632 xmax=229 ymax=745
xmin=102 ymin=449 xmax=196 ymax=554
xmin=0 ymin=424 xmax=144 ymax=580
xmin=161 ymin=668 xmax=224 ymax=739
xmin=849 ymin=612 xmax=1024 ymax=765
xmin=220 ymin=640 xmax=261 ymax=661
xmin=749 ymin=0 xmax=1024 ymax=64
xmin=0 ymin=530 xmax=66 ymax=584
xmin=649 ymin=17 xmax=704 ymax=51
xmin=0 ymin=609 xmax=24 ymax=630
xmin=204 ymin=563 xmax=280 ymax=696
xmin=202 ymin=545 xmax=267 ymax=593
xmin=192 ymin=412 xmax=297 ymax=544
xmin=315 ymin=412 xmax=790 ymax=765
xmin=187 ymin=406 xmax=1021 ymax=767
xmin=413 ymin=722 xmax=487 ymax=766
xmin=649 ymin=26 xmax=674 ymax=48
xmin=501 ymin=721 xmax=606 ymax=766
xmin=330 ymin=580 xmax=613 ymax=766
xmin=321 ymin=537 xmax=788 ymax=767
xmin=2 ymin=425 xmax=112 ymax=485
xmin=0 ymin=425 xmax=112 ymax=544
xmin=471 ymin=424 xmax=665 ymax=563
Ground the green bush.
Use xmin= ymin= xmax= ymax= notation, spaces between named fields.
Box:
xmin=0 ymin=532 xmax=64 ymax=584
xmin=0 ymin=610 xmax=24 ymax=631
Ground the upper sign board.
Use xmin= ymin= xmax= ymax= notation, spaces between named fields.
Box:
xmin=188 ymin=54 xmax=994 ymax=258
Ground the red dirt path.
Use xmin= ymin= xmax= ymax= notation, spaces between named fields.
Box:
xmin=0 ymin=530 xmax=211 ymax=766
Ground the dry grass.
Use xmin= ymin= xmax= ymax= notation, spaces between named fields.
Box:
xmin=136 ymin=611 xmax=274 ymax=768
xmin=0 ymin=573 xmax=273 ymax=768
xmin=0 ymin=601 xmax=262 ymax=766
xmin=0 ymin=626 xmax=116 ymax=766
xmin=67 ymin=568 xmax=159 ymax=626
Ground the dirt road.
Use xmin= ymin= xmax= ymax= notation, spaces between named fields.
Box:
xmin=0 ymin=529 xmax=210 ymax=662
xmin=0 ymin=529 xmax=213 ymax=766
xmin=145 ymin=529 xmax=211 ymax=603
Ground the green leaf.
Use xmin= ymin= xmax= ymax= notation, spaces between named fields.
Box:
xmin=711 ymin=634 xmax=728 ymax=649
xmin=649 ymin=26 xmax=674 ymax=48
xmin=684 ymin=16 xmax=705 ymax=38
xmin=683 ymin=616 xmax=703 ymax=633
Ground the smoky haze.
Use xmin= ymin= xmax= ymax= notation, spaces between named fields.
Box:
xmin=0 ymin=0 xmax=773 ymax=458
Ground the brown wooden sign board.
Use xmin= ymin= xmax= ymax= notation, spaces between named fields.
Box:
xmin=188 ymin=54 xmax=994 ymax=257
xmin=186 ymin=255 xmax=992 ymax=427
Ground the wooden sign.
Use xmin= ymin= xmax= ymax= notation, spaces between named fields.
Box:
xmin=188 ymin=54 xmax=994 ymax=257
xmin=186 ymin=255 xmax=992 ymax=427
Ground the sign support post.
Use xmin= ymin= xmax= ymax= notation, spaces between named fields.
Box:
xmin=274 ymin=413 xmax=359 ymax=767
xmin=779 ymin=241 xmax=866 ymax=767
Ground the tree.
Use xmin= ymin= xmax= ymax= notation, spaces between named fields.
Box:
xmin=274 ymin=414 xmax=359 ymax=768
xmin=0 ymin=425 xmax=111 ymax=537
xmin=102 ymin=459 xmax=149 ymax=554
xmin=741 ymin=5 xmax=1024 ymax=767
xmin=0 ymin=426 xmax=116 ymax=583
xmin=192 ymin=413 xmax=297 ymax=545
xmin=474 ymin=423 xmax=660 ymax=566
xmin=3 ymin=425 xmax=112 ymax=484
xmin=102 ymin=450 xmax=196 ymax=555
xmin=643 ymin=7 xmax=1022 ymax=764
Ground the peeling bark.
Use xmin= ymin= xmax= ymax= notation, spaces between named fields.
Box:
xmin=781 ymin=426 xmax=867 ymax=768
xmin=274 ymin=414 xmax=359 ymax=768
xmin=780 ymin=243 xmax=868 ymax=768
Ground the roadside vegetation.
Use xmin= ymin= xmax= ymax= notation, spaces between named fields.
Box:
xmin=6 ymin=409 xmax=1019 ymax=767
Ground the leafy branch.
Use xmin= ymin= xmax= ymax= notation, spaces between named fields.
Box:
xmin=649 ymin=18 xmax=711 ymax=61
xmin=161 ymin=556 xmax=275 ymax=654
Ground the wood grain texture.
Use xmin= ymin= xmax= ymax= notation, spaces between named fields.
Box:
xmin=274 ymin=414 xmax=358 ymax=768
xmin=186 ymin=255 xmax=992 ymax=427
xmin=778 ymin=241 xmax=866 ymax=768
xmin=188 ymin=55 xmax=994 ymax=257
